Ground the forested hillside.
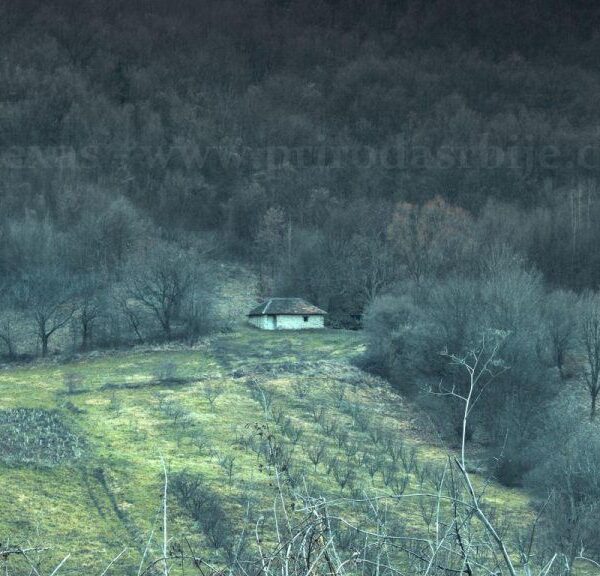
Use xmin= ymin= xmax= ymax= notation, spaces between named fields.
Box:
xmin=2 ymin=1 xmax=600 ymax=345
xmin=3 ymin=1 xmax=600 ymax=574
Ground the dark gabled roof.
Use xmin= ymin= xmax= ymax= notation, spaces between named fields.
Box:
xmin=248 ymin=298 xmax=327 ymax=317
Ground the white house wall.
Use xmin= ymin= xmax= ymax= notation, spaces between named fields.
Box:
xmin=276 ymin=315 xmax=324 ymax=329
xmin=248 ymin=316 xmax=270 ymax=329
xmin=249 ymin=315 xmax=325 ymax=330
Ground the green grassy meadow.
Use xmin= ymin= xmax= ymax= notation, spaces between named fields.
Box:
xmin=0 ymin=328 xmax=566 ymax=575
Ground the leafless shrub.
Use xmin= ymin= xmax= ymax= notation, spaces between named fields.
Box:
xmin=334 ymin=428 xmax=349 ymax=448
xmin=156 ymin=394 xmax=189 ymax=427
xmin=281 ymin=417 xmax=303 ymax=445
xmin=415 ymin=462 xmax=432 ymax=487
xmin=286 ymin=465 xmax=304 ymax=489
xmin=389 ymin=474 xmax=409 ymax=495
xmin=352 ymin=408 xmax=371 ymax=432
xmin=427 ymin=463 xmax=448 ymax=489
xmin=382 ymin=430 xmax=405 ymax=463
xmin=271 ymin=405 xmax=285 ymax=425
xmin=400 ymin=444 xmax=418 ymax=474
xmin=325 ymin=455 xmax=339 ymax=475
xmin=291 ymin=379 xmax=309 ymax=399
xmin=331 ymin=460 xmax=356 ymax=491
xmin=306 ymin=440 xmax=327 ymax=471
xmin=367 ymin=421 xmax=385 ymax=445
xmin=270 ymin=442 xmax=293 ymax=472
xmin=191 ymin=429 xmax=210 ymax=455
xmin=309 ymin=404 xmax=325 ymax=424
xmin=330 ymin=519 xmax=362 ymax=551
xmin=218 ymin=453 xmax=237 ymax=486
xmin=108 ymin=391 xmax=121 ymax=414
xmin=382 ymin=461 xmax=399 ymax=487
xmin=63 ymin=372 xmax=83 ymax=394
xmin=386 ymin=438 xmax=404 ymax=465
xmin=171 ymin=471 xmax=234 ymax=555
xmin=203 ymin=380 xmax=225 ymax=409
xmin=320 ymin=415 xmax=339 ymax=435
xmin=342 ymin=439 xmax=360 ymax=460
xmin=329 ymin=380 xmax=346 ymax=406
xmin=153 ymin=361 xmax=178 ymax=383
xmin=363 ymin=453 xmax=384 ymax=482
xmin=248 ymin=380 xmax=274 ymax=416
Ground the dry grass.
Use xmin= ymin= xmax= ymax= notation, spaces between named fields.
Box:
xmin=0 ymin=327 xmax=536 ymax=574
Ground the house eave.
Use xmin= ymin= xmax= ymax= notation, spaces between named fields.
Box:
xmin=248 ymin=312 xmax=327 ymax=317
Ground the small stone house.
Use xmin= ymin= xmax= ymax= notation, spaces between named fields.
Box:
xmin=248 ymin=298 xmax=327 ymax=330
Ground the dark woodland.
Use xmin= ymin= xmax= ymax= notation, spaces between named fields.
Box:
xmin=2 ymin=1 xmax=600 ymax=574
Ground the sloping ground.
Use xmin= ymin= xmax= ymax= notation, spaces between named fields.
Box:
xmin=0 ymin=328 xmax=536 ymax=574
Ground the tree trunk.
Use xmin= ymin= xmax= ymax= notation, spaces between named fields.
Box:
xmin=0 ymin=329 xmax=15 ymax=359
xmin=130 ymin=317 xmax=144 ymax=343
xmin=6 ymin=338 xmax=14 ymax=359
xmin=161 ymin=315 xmax=172 ymax=340
xmin=81 ymin=317 xmax=93 ymax=351
xmin=556 ymin=349 xmax=565 ymax=381
xmin=41 ymin=334 xmax=49 ymax=357
xmin=591 ymin=393 xmax=597 ymax=421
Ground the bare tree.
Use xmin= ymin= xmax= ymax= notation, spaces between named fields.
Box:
xmin=124 ymin=242 xmax=198 ymax=340
xmin=24 ymin=266 xmax=77 ymax=357
xmin=74 ymin=272 xmax=106 ymax=351
xmin=579 ymin=293 xmax=600 ymax=420
xmin=389 ymin=196 xmax=474 ymax=283
xmin=440 ymin=330 xmax=522 ymax=576
xmin=218 ymin=453 xmax=237 ymax=486
xmin=348 ymin=230 xmax=398 ymax=306
xmin=544 ymin=290 xmax=577 ymax=380
xmin=203 ymin=380 xmax=225 ymax=409
xmin=306 ymin=440 xmax=327 ymax=471
xmin=255 ymin=206 xmax=287 ymax=293
xmin=0 ymin=315 xmax=16 ymax=359
xmin=115 ymin=289 xmax=145 ymax=344
xmin=0 ymin=285 xmax=17 ymax=359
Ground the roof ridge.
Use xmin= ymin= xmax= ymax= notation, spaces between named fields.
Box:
xmin=266 ymin=297 xmax=303 ymax=304
xmin=248 ymin=298 xmax=327 ymax=317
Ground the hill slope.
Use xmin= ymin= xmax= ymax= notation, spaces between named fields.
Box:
xmin=0 ymin=328 xmax=533 ymax=574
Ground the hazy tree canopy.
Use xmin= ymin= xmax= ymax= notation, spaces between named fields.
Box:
xmin=388 ymin=197 xmax=475 ymax=282
xmin=1 ymin=1 xmax=600 ymax=326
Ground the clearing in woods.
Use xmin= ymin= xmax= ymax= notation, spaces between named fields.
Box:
xmin=0 ymin=328 xmax=550 ymax=574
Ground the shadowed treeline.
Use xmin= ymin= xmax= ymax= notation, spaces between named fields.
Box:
xmin=2 ymin=1 xmax=600 ymax=334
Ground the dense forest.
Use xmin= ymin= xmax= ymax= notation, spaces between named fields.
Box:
xmin=2 ymin=1 xmax=600 ymax=570
xmin=2 ymin=0 xmax=600 ymax=322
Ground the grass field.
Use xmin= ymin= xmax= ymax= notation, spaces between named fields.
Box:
xmin=0 ymin=327 xmax=578 ymax=575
